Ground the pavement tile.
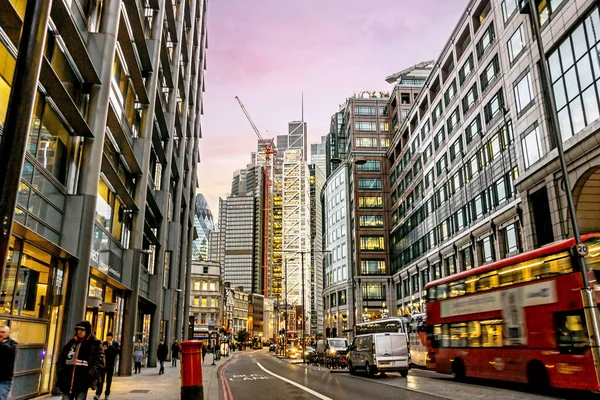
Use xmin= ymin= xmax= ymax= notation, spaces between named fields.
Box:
xmin=34 ymin=355 xmax=230 ymax=400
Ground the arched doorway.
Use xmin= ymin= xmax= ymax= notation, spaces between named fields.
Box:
xmin=573 ymin=167 xmax=600 ymax=234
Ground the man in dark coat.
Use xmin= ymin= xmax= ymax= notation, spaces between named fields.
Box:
xmin=0 ymin=325 xmax=18 ymax=400
xmin=56 ymin=321 xmax=105 ymax=400
xmin=157 ymin=339 xmax=168 ymax=375
xmin=94 ymin=332 xmax=120 ymax=400
xmin=171 ymin=340 xmax=180 ymax=367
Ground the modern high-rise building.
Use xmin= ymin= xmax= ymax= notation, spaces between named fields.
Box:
xmin=309 ymin=163 xmax=325 ymax=337
xmin=0 ymin=0 xmax=207 ymax=396
xmin=192 ymin=194 xmax=215 ymax=261
xmin=388 ymin=0 xmax=600 ymax=318
xmin=322 ymin=64 xmax=432 ymax=339
xmin=220 ymin=196 xmax=257 ymax=292
xmin=310 ymin=136 xmax=328 ymax=175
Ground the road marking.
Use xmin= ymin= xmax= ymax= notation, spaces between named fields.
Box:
xmin=219 ymin=362 xmax=234 ymax=400
xmin=256 ymin=362 xmax=333 ymax=400
xmin=229 ymin=373 xmax=270 ymax=381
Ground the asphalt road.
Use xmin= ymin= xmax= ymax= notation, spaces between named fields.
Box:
xmin=218 ymin=350 xmax=445 ymax=400
xmin=217 ymin=350 xmax=599 ymax=400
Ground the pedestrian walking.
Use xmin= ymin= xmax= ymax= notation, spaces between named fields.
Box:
xmin=0 ymin=325 xmax=18 ymax=400
xmin=133 ymin=340 xmax=144 ymax=374
xmin=201 ymin=342 xmax=207 ymax=363
xmin=56 ymin=321 xmax=105 ymax=400
xmin=157 ymin=339 xmax=168 ymax=375
xmin=94 ymin=332 xmax=120 ymax=400
xmin=171 ymin=340 xmax=180 ymax=367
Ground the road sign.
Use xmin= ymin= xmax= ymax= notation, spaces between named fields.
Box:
xmin=577 ymin=243 xmax=589 ymax=257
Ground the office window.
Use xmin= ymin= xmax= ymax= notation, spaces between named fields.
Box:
xmin=411 ymin=274 xmax=419 ymax=293
xmin=401 ymin=109 xmax=409 ymax=120
xmin=421 ymin=119 xmax=431 ymax=140
xmin=459 ymin=54 xmax=475 ymax=86
xmin=447 ymin=107 xmax=460 ymax=132
xmin=432 ymin=101 xmax=443 ymax=125
xmin=423 ymin=144 xmax=433 ymax=163
xmin=355 ymin=137 xmax=378 ymax=148
xmin=548 ymin=7 xmax=600 ymax=141
xmin=514 ymin=72 xmax=533 ymax=113
xmin=476 ymin=22 xmax=495 ymax=59
xmin=484 ymin=90 xmax=504 ymax=123
xmin=355 ymin=105 xmax=376 ymax=116
xmin=508 ymin=24 xmax=525 ymax=63
xmin=502 ymin=0 xmax=518 ymax=22
xmin=450 ymin=137 xmax=463 ymax=161
xmin=434 ymin=128 xmax=445 ymax=150
xmin=444 ymin=79 xmax=457 ymax=106
xmin=360 ymin=236 xmax=385 ymax=251
xmin=460 ymin=247 xmax=473 ymax=270
xmin=424 ymin=169 xmax=434 ymax=188
xmin=355 ymin=121 xmax=377 ymax=132
xmin=421 ymin=269 xmax=429 ymax=289
xmin=361 ymin=260 xmax=386 ymax=275
xmin=358 ymin=196 xmax=382 ymax=208
xmin=501 ymin=223 xmax=521 ymax=256
xmin=465 ymin=114 xmax=482 ymax=144
xmin=379 ymin=106 xmax=389 ymax=116
xmin=379 ymin=121 xmax=389 ymax=132
xmin=436 ymin=154 xmax=448 ymax=175
xmin=357 ymin=160 xmax=381 ymax=172
xmin=480 ymin=55 xmax=500 ymax=91
xmin=462 ymin=83 xmax=478 ymax=113
xmin=358 ymin=178 xmax=381 ymax=190
xmin=359 ymin=215 xmax=384 ymax=227
xmin=522 ymin=126 xmax=543 ymax=168
xmin=479 ymin=235 xmax=495 ymax=263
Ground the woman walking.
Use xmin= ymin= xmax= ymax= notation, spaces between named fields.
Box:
xmin=133 ymin=339 xmax=144 ymax=374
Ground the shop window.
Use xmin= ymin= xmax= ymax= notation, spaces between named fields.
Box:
xmin=0 ymin=237 xmax=21 ymax=314
xmin=12 ymin=244 xmax=52 ymax=319
xmin=0 ymin=39 xmax=15 ymax=136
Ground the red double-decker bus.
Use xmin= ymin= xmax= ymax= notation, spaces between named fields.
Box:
xmin=424 ymin=233 xmax=600 ymax=391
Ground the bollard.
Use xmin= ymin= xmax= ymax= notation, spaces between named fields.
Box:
xmin=180 ymin=340 xmax=204 ymax=400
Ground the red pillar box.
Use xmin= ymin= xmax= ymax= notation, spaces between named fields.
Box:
xmin=180 ymin=340 xmax=204 ymax=400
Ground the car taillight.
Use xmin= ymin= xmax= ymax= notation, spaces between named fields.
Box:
xmin=372 ymin=343 xmax=376 ymax=354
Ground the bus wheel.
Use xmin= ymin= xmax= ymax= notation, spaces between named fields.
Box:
xmin=527 ymin=361 xmax=550 ymax=392
xmin=366 ymin=362 xmax=376 ymax=377
xmin=452 ymin=358 xmax=466 ymax=382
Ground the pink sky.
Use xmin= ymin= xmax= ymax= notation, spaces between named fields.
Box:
xmin=199 ymin=0 xmax=469 ymax=216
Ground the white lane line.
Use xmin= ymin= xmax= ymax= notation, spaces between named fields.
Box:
xmin=256 ymin=362 xmax=333 ymax=400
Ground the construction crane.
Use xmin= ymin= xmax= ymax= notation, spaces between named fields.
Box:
xmin=235 ymin=96 xmax=275 ymax=298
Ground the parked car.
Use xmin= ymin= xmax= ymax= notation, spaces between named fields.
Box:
xmin=348 ymin=332 xmax=409 ymax=377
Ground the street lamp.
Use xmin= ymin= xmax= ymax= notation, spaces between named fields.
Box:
xmin=520 ymin=0 xmax=600 ymax=381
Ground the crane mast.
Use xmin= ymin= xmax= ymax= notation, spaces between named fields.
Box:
xmin=235 ymin=96 xmax=274 ymax=298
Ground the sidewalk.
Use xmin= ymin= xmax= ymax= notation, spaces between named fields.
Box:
xmin=37 ymin=355 xmax=229 ymax=400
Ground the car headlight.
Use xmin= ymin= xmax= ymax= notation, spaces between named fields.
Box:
xmin=329 ymin=348 xmax=336 ymax=354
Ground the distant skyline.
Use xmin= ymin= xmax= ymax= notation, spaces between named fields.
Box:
xmin=198 ymin=0 xmax=469 ymax=215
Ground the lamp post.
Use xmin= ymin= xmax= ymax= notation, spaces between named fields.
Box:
xmin=521 ymin=0 xmax=600 ymax=383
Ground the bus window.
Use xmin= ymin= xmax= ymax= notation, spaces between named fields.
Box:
xmin=427 ymin=286 xmax=437 ymax=301
xmin=441 ymin=324 xmax=450 ymax=347
xmin=464 ymin=277 xmax=477 ymax=294
xmin=449 ymin=280 xmax=466 ymax=297
xmin=555 ymin=311 xmax=589 ymax=355
xmin=498 ymin=264 xmax=525 ymax=287
xmin=467 ymin=321 xmax=481 ymax=347
xmin=476 ymin=272 xmax=498 ymax=292
xmin=432 ymin=324 xmax=442 ymax=348
xmin=480 ymin=319 xmax=503 ymax=347
xmin=437 ymin=284 xmax=448 ymax=300
xmin=449 ymin=323 xmax=468 ymax=347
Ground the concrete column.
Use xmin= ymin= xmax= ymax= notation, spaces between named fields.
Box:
xmin=160 ymin=0 xmax=189 ymax=345
xmin=61 ymin=0 xmax=120 ymax=347
xmin=183 ymin=216 xmax=195 ymax=340
xmin=175 ymin=156 xmax=193 ymax=339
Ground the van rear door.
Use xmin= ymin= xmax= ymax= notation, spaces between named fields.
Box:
xmin=375 ymin=333 xmax=409 ymax=369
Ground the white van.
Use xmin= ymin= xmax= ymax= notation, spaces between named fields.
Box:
xmin=348 ymin=332 xmax=409 ymax=377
